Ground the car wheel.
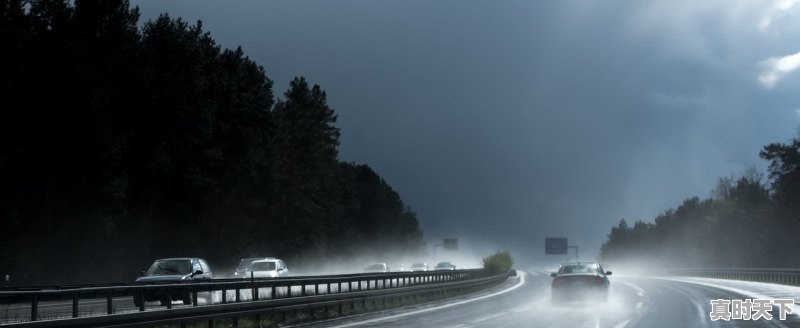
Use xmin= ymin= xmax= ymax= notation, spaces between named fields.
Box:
xmin=159 ymin=297 xmax=169 ymax=306
xmin=183 ymin=294 xmax=192 ymax=305
xmin=133 ymin=295 xmax=143 ymax=308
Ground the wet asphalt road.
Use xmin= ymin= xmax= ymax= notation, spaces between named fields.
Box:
xmin=294 ymin=271 xmax=800 ymax=328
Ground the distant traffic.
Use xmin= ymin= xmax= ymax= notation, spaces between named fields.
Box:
xmin=133 ymin=256 xmax=462 ymax=307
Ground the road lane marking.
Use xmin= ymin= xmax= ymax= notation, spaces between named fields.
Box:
xmin=616 ymin=280 xmax=646 ymax=297
xmin=469 ymin=311 xmax=507 ymax=324
xmin=327 ymin=272 xmax=527 ymax=328
xmin=511 ymin=304 xmax=534 ymax=313
xmin=656 ymin=277 xmax=800 ymax=316
xmin=612 ymin=319 xmax=630 ymax=328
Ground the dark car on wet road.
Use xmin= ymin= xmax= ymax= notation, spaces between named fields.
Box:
xmin=133 ymin=258 xmax=213 ymax=307
xmin=550 ymin=262 xmax=611 ymax=304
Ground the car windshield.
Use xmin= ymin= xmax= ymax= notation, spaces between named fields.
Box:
xmin=559 ymin=264 xmax=597 ymax=274
xmin=411 ymin=263 xmax=425 ymax=267
xmin=145 ymin=259 xmax=192 ymax=276
xmin=237 ymin=258 xmax=261 ymax=270
xmin=436 ymin=262 xmax=450 ymax=267
xmin=250 ymin=261 xmax=276 ymax=271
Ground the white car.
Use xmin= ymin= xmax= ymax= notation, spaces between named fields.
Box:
xmin=409 ymin=263 xmax=428 ymax=272
xmin=243 ymin=259 xmax=289 ymax=278
xmin=363 ymin=263 xmax=389 ymax=273
xmin=435 ymin=261 xmax=457 ymax=270
xmin=389 ymin=264 xmax=409 ymax=272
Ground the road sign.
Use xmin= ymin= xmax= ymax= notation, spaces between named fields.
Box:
xmin=443 ymin=238 xmax=458 ymax=251
xmin=545 ymin=238 xmax=568 ymax=255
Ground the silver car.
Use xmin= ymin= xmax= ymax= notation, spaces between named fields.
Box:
xmin=133 ymin=258 xmax=213 ymax=307
xmin=410 ymin=263 xmax=429 ymax=271
xmin=434 ymin=261 xmax=457 ymax=270
xmin=363 ymin=263 xmax=389 ymax=273
xmin=234 ymin=257 xmax=269 ymax=277
xmin=243 ymin=259 xmax=289 ymax=278
xmin=389 ymin=264 xmax=409 ymax=272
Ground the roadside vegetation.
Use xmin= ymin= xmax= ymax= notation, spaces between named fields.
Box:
xmin=0 ymin=0 xmax=423 ymax=285
xmin=600 ymin=139 xmax=800 ymax=268
xmin=482 ymin=251 xmax=514 ymax=274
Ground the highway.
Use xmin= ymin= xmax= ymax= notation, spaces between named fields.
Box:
xmin=2 ymin=271 xmax=799 ymax=327
xmin=295 ymin=272 xmax=800 ymax=328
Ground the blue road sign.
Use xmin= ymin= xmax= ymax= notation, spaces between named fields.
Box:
xmin=545 ymin=238 xmax=568 ymax=255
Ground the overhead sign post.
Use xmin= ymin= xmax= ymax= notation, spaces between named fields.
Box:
xmin=433 ymin=238 xmax=458 ymax=259
xmin=545 ymin=238 xmax=579 ymax=261
xmin=443 ymin=238 xmax=458 ymax=251
xmin=545 ymin=238 xmax=568 ymax=255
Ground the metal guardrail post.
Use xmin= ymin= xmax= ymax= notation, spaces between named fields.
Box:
xmin=138 ymin=289 xmax=145 ymax=311
xmin=106 ymin=291 xmax=113 ymax=314
xmin=72 ymin=292 xmax=79 ymax=318
xmin=0 ymin=269 xmax=498 ymax=327
xmin=30 ymin=294 xmax=38 ymax=322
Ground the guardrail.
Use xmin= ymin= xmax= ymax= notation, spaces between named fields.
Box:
xmin=667 ymin=268 xmax=800 ymax=286
xmin=0 ymin=269 xmax=511 ymax=327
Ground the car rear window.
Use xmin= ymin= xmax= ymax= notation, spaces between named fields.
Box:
xmin=559 ymin=264 xmax=597 ymax=274
xmin=250 ymin=261 xmax=276 ymax=271
xmin=237 ymin=258 xmax=260 ymax=270
xmin=146 ymin=260 xmax=192 ymax=276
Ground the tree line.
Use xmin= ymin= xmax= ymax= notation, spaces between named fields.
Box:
xmin=599 ymin=139 xmax=800 ymax=268
xmin=0 ymin=0 xmax=423 ymax=285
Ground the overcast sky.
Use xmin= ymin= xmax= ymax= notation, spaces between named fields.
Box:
xmin=133 ymin=0 xmax=800 ymax=266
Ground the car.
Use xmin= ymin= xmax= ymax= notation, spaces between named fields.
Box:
xmin=409 ymin=263 xmax=428 ymax=272
xmin=243 ymin=258 xmax=289 ymax=278
xmin=363 ymin=263 xmax=389 ymax=273
xmin=434 ymin=261 xmax=457 ymax=270
xmin=133 ymin=258 xmax=213 ymax=307
xmin=234 ymin=257 xmax=267 ymax=277
xmin=550 ymin=262 xmax=612 ymax=304
xmin=388 ymin=264 xmax=409 ymax=272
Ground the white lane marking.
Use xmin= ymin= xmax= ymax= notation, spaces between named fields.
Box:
xmin=656 ymin=277 xmax=800 ymax=315
xmin=470 ymin=311 xmax=507 ymax=324
xmin=613 ymin=319 xmax=631 ymax=328
xmin=616 ymin=280 xmax=646 ymax=297
xmin=327 ymin=272 xmax=527 ymax=328
xmin=511 ymin=304 xmax=534 ymax=313
xmin=662 ymin=282 xmax=714 ymax=328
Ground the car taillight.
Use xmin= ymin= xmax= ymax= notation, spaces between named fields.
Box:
xmin=553 ymin=278 xmax=566 ymax=285
xmin=594 ymin=277 xmax=604 ymax=284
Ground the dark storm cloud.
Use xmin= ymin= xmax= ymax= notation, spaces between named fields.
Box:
xmin=133 ymin=0 xmax=800 ymax=266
